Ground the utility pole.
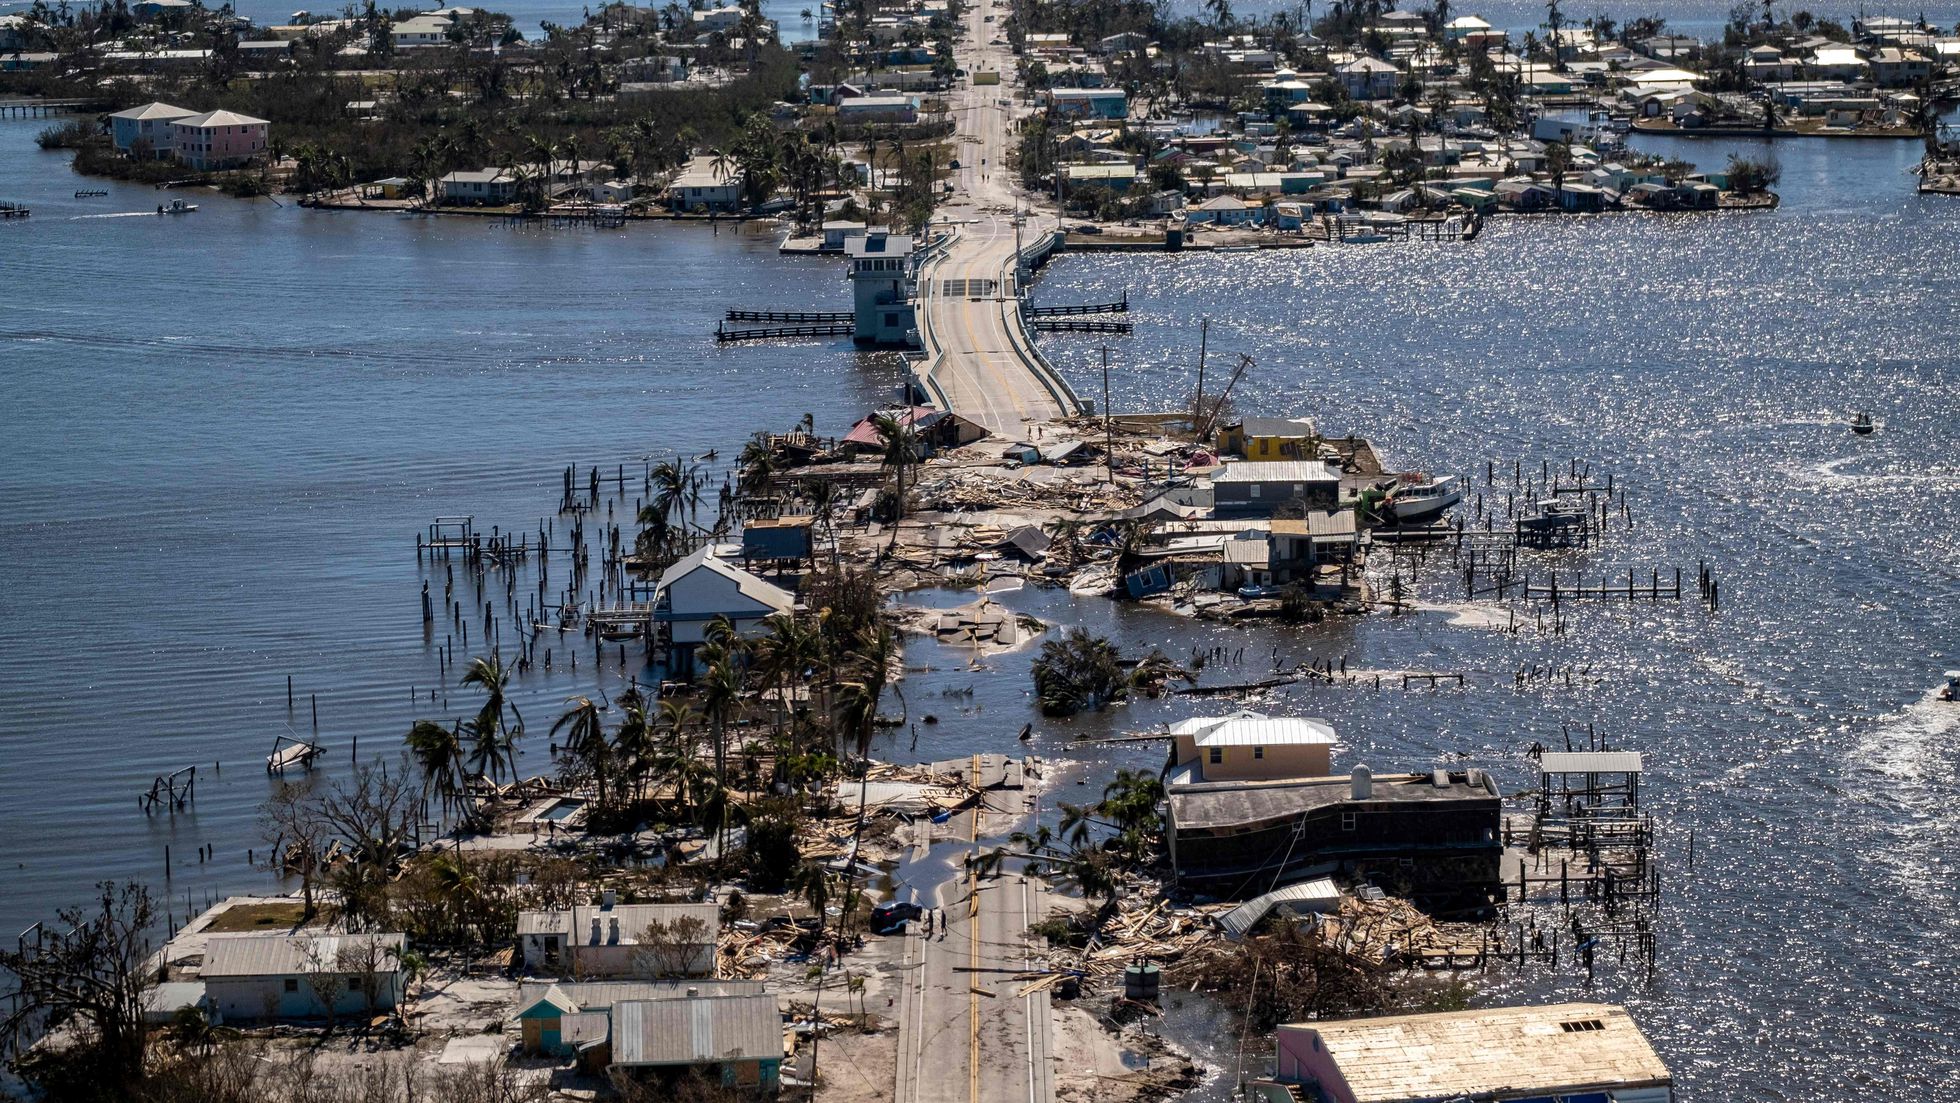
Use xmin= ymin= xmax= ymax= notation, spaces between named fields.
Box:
xmin=1193 ymin=317 xmax=1209 ymax=434
xmin=1100 ymin=345 xmax=1114 ymax=484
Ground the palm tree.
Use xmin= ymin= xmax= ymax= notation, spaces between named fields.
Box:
xmin=1056 ymin=801 xmax=1098 ymax=850
xmin=405 ymin=719 xmax=467 ymax=811
xmin=835 ymin=625 xmax=898 ymax=757
xmin=427 ymin=851 xmax=480 ymax=939
xmin=613 ymin=688 xmax=656 ymax=803
xmin=463 ymin=716 xmax=514 ymax=786
xmin=750 ymin=612 xmax=817 ymax=740
xmin=871 ymin=411 xmax=916 ymax=544
xmin=648 ymin=457 xmax=691 ymax=534
xmin=550 ymin=695 xmax=612 ymax=807
xmin=525 ymin=133 xmax=555 ymax=197
xmin=460 ymin=654 xmax=522 ymax=744
xmin=698 ymin=626 xmax=744 ymax=864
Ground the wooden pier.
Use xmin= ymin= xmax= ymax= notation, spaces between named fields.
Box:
xmin=715 ymin=320 xmax=855 ymax=342
xmin=725 ymin=308 xmax=853 ymax=323
xmin=1031 ymin=318 xmax=1132 ymax=334
xmin=0 ymin=99 xmax=94 ymax=118
xmin=1024 ymin=293 xmax=1128 ymax=317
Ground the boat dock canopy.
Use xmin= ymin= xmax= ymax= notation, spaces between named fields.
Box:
xmin=1539 ymin=751 xmax=1644 ymax=774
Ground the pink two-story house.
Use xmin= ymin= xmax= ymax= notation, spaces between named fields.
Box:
xmin=167 ymin=109 xmax=270 ymax=170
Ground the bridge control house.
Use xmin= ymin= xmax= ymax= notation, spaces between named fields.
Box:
xmin=847 ymin=230 xmax=917 ymax=345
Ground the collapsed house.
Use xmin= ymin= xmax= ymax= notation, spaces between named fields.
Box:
xmin=1166 ymin=762 xmax=1503 ymax=908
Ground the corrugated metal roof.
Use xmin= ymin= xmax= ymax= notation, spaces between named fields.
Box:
xmin=613 ymin=994 xmax=782 ymax=1066
xmin=519 ymin=979 xmax=768 ymax=1012
xmin=1271 ymin=511 xmax=1358 ymax=539
xmin=517 ymin=902 xmax=720 ymax=946
xmin=1223 ymin=533 xmax=1271 ymax=566
xmin=1218 ymin=878 xmax=1344 ymax=939
xmin=1539 ymin=751 xmax=1643 ymax=774
xmin=202 ymin=932 xmax=403 ymax=978
xmin=560 ymin=1011 xmax=612 ymax=1046
xmin=1176 ymin=713 xmax=1339 ymax=748
xmin=1294 ymin=1002 xmax=1672 ymax=1100
xmin=1211 ymin=460 xmax=1342 ymax=484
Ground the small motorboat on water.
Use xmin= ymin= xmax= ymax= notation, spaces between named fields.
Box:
xmin=157 ymin=199 xmax=197 ymax=215
xmin=1382 ymin=473 xmax=1463 ymax=525
xmin=1941 ymin=670 xmax=1960 ymax=702
xmin=1850 ymin=411 xmax=1875 ymax=435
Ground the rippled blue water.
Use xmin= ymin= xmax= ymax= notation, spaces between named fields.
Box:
xmin=4 ymin=98 xmax=1960 ymax=1099
xmin=1030 ymin=123 xmax=1960 ymax=1098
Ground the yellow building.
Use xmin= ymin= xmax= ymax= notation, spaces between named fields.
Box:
xmin=1169 ymin=711 xmax=1337 ymax=782
xmin=1217 ymin=416 xmax=1318 ymax=460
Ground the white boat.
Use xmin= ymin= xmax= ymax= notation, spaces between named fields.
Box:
xmin=157 ymin=199 xmax=197 ymax=214
xmin=1383 ymin=473 xmax=1463 ymax=525
xmin=1941 ymin=670 xmax=1960 ymax=702
xmin=1341 ymin=232 xmax=1389 ymax=244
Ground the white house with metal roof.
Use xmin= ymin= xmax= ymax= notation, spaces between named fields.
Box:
xmin=1169 ymin=711 xmax=1339 ymax=782
xmin=668 ymin=154 xmax=742 ymax=211
xmin=652 ymin=546 xmax=796 ymax=673
xmin=516 ymin=899 xmax=720 ymax=978
xmin=200 ymin=931 xmax=405 ymax=1023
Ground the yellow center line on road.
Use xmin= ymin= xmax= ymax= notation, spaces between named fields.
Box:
xmin=968 ymin=771 xmax=982 ymax=1103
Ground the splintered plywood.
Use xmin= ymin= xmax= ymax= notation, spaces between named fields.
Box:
xmin=1306 ymin=1002 xmax=1672 ymax=1102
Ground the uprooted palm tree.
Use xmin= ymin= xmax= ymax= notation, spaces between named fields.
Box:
xmin=1030 ymin=629 xmax=1131 ymax=716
